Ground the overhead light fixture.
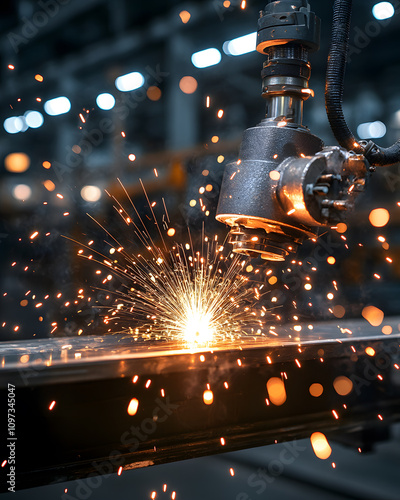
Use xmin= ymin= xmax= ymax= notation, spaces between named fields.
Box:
xmin=12 ymin=184 xmax=32 ymax=201
xmin=3 ymin=116 xmax=29 ymax=134
xmin=223 ymin=32 xmax=257 ymax=56
xmin=357 ymin=121 xmax=387 ymax=139
xmin=372 ymin=1 xmax=395 ymax=19
xmin=24 ymin=110 xmax=44 ymax=128
xmin=115 ymin=72 xmax=145 ymax=92
xmin=191 ymin=48 xmax=222 ymax=68
xmin=81 ymin=185 xmax=102 ymax=202
xmin=44 ymin=96 xmax=71 ymax=116
xmin=96 ymin=93 xmax=116 ymax=110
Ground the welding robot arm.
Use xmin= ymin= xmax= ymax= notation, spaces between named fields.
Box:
xmin=216 ymin=0 xmax=399 ymax=262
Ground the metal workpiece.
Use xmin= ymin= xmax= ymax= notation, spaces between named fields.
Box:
xmin=1 ymin=319 xmax=399 ymax=491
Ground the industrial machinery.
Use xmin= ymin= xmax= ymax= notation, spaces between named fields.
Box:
xmin=1 ymin=1 xmax=400 ymax=495
xmin=216 ymin=0 xmax=400 ymax=261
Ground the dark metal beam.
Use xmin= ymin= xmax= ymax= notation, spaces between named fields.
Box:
xmin=1 ymin=318 xmax=399 ymax=491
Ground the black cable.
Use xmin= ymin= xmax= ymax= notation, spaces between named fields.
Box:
xmin=325 ymin=0 xmax=400 ymax=167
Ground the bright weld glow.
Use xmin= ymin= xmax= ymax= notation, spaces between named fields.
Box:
xmin=372 ymin=2 xmax=395 ymax=20
xmin=115 ymin=71 xmax=145 ymax=92
xmin=223 ymin=32 xmax=256 ymax=56
xmin=191 ymin=48 xmax=221 ymax=68
xmin=81 ymin=185 xmax=102 ymax=202
xmin=183 ymin=309 xmax=214 ymax=344
xmin=44 ymin=96 xmax=71 ymax=116
xmin=357 ymin=120 xmax=386 ymax=139
xmin=76 ymin=183 xmax=260 ymax=346
xmin=24 ymin=110 xmax=44 ymax=128
xmin=49 ymin=400 xmax=56 ymax=410
xmin=96 ymin=93 xmax=116 ymax=110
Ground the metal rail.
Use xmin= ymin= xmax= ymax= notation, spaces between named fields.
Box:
xmin=1 ymin=318 xmax=399 ymax=491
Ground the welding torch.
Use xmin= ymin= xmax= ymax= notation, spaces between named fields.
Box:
xmin=216 ymin=0 xmax=400 ymax=262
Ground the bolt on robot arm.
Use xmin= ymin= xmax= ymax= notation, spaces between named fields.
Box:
xmin=216 ymin=0 xmax=395 ymax=262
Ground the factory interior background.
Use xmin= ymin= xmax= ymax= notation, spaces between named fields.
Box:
xmin=0 ymin=0 xmax=400 ymax=498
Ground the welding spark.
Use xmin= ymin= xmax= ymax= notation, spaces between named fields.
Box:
xmin=69 ymin=180 xmax=262 ymax=347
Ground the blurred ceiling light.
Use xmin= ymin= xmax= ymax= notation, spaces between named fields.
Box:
xmin=12 ymin=184 xmax=32 ymax=201
xmin=3 ymin=116 xmax=25 ymax=134
xmin=44 ymin=96 xmax=71 ymax=116
xmin=357 ymin=121 xmax=386 ymax=139
xmin=191 ymin=48 xmax=221 ymax=68
xmin=24 ymin=110 xmax=44 ymax=128
xmin=5 ymin=153 xmax=31 ymax=173
xmin=179 ymin=76 xmax=198 ymax=94
xmin=115 ymin=71 xmax=145 ymax=92
xmin=96 ymin=93 xmax=116 ymax=110
xmin=223 ymin=32 xmax=257 ymax=56
xmin=372 ymin=1 xmax=395 ymax=19
xmin=81 ymin=185 xmax=102 ymax=202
